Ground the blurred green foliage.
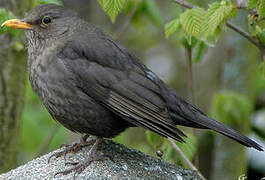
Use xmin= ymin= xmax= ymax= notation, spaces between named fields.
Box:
xmin=0 ymin=9 xmax=22 ymax=37
xmin=131 ymin=0 xmax=162 ymax=28
xmin=33 ymin=0 xmax=62 ymax=6
xmin=146 ymin=130 xmax=197 ymax=167
xmin=210 ymin=91 xmax=252 ymax=128
xmin=259 ymin=61 xmax=265 ymax=78
xmin=257 ymin=0 xmax=265 ymax=20
xmin=248 ymin=0 xmax=260 ymax=10
xmin=165 ymin=18 xmax=180 ymax=39
xmin=194 ymin=41 xmax=208 ymax=63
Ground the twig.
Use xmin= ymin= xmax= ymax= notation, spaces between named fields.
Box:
xmin=35 ymin=124 xmax=60 ymax=158
xmin=168 ymin=138 xmax=206 ymax=180
xmin=173 ymin=0 xmax=194 ymax=9
xmin=113 ymin=6 xmax=136 ymax=41
xmin=176 ymin=0 xmax=200 ymax=169
xmin=186 ymin=47 xmax=196 ymax=105
xmin=172 ymin=0 xmax=265 ymax=53
xmin=185 ymin=46 xmax=199 ymax=167
xmin=226 ymin=22 xmax=265 ymax=52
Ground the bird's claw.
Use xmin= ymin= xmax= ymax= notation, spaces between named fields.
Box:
xmin=54 ymin=153 xmax=109 ymax=179
xmin=65 ymin=161 xmax=79 ymax=166
xmin=53 ymin=138 xmax=104 ymax=179
xmin=48 ymin=150 xmax=65 ymax=164
xmin=56 ymin=160 xmax=89 ymax=178
xmin=48 ymin=135 xmax=91 ymax=163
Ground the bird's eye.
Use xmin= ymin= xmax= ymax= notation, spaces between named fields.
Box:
xmin=42 ymin=16 xmax=52 ymax=25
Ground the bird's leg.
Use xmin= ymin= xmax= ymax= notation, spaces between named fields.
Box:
xmin=54 ymin=138 xmax=104 ymax=179
xmin=48 ymin=134 xmax=91 ymax=163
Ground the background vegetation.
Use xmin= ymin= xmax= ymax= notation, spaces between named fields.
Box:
xmin=0 ymin=0 xmax=265 ymax=179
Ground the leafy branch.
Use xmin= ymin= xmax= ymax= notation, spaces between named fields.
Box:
xmin=96 ymin=0 xmax=265 ymax=55
xmin=170 ymin=0 xmax=265 ymax=54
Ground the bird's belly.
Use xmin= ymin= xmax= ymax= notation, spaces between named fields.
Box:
xmin=29 ymin=58 xmax=130 ymax=138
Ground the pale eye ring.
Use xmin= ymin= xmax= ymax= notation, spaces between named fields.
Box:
xmin=42 ymin=16 xmax=52 ymax=25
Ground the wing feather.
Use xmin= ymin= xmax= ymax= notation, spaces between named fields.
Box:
xmin=62 ymin=35 xmax=187 ymax=142
xmin=108 ymin=91 xmax=185 ymax=142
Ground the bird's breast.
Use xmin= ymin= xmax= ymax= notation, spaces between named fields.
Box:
xmin=29 ymin=51 xmax=80 ymax=116
xmin=28 ymin=51 xmax=129 ymax=137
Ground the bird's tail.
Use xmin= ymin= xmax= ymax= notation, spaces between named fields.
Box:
xmin=189 ymin=113 xmax=263 ymax=151
xmin=167 ymin=92 xmax=263 ymax=151
xmin=162 ymin=86 xmax=263 ymax=151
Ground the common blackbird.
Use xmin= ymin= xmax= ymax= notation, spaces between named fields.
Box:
xmin=2 ymin=4 xmax=263 ymax=177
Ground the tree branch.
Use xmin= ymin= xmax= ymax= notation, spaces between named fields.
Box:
xmin=226 ymin=22 xmax=265 ymax=52
xmin=168 ymin=138 xmax=206 ymax=180
xmin=173 ymin=0 xmax=194 ymax=9
xmin=35 ymin=124 xmax=60 ymax=158
xmin=185 ymin=46 xmax=199 ymax=166
xmin=114 ymin=5 xmax=136 ymax=41
xmin=186 ymin=47 xmax=196 ymax=105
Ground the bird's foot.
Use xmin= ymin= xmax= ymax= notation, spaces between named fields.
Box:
xmin=48 ymin=134 xmax=91 ymax=163
xmin=54 ymin=138 xmax=104 ymax=179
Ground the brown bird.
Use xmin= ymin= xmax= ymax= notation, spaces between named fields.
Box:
xmin=2 ymin=4 xmax=263 ymax=177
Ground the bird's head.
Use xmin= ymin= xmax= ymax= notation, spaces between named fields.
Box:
xmin=2 ymin=4 xmax=77 ymax=44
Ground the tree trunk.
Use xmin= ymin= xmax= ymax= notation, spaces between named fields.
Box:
xmin=0 ymin=0 xmax=33 ymax=173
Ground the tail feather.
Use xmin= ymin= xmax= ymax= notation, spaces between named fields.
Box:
xmin=163 ymin=86 xmax=263 ymax=151
xmin=191 ymin=114 xmax=263 ymax=151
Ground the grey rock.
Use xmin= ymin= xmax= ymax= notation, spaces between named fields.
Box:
xmin=0 ymin=139 xmax=201 ymax=180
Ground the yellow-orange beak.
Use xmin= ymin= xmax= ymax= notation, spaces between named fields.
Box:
xmin=1 ymin=19 xmax=31 ymax=29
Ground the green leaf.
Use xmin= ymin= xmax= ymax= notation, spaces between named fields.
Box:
xmin=204 ymin=1 xmax=232 ymax=35
xmin=203 ymin=1 xmax=235 ymax=44
xmin=165 ymin=18 xmax=180 ymax=38
xmin=247 ymin=14 xmax=257 ymax=36
xmin=0 ymin=8 xmax=22 ymax=37
xmin=131 ymin=0 xmax=162 ymax=28
xmin=181 ymin=36 xmax=197 ymax=48
xmin=210 ymin=91 xmax=252 ymax=127
xmin=162 ymin=141 xmax=178 ymax=162
xmin=123 ymin=0 xmax=134 ymax=15
xmin=34 ymin=0 xmax=63 ymax=6
xmin=248 ymin=0 xmax=259 ymax=9
xmin=230 ymin=6 xmax=239 ymax=18
xmin=146 ymin=131 xmax=163 ymax=148
xmin=97 ymin=0 xmax=104 ymax=7
xmin=180 ymin=8 xmax=206 ymax=44
xmin=258 ymin=0 xmax=265 ymax=20
xmin=144 ymin=0 xmax=162 ymax=27
xmin=194 ymin=41 xmax=208 ymax=63
xmin=176 ymin=134 xmax=197 ymax=166
xmin=97 ymin=0 xmax=126 ymax=23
